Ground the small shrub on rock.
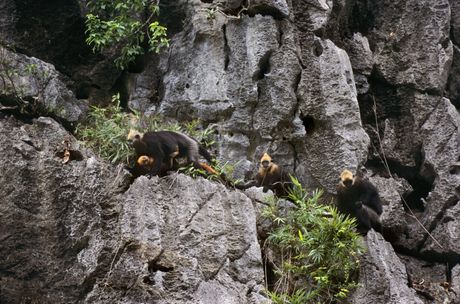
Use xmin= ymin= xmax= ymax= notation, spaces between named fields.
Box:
xmin=263 ymin=177 xmax=364 ymax=303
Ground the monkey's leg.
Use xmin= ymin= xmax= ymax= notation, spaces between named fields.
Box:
xmin=149 ymin=156 xmax=164 ymax=176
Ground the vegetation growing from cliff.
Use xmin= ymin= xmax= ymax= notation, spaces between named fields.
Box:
xmin=85 ymin=0 xmax=169 ymax=69
xmin=75 ymin=94 xmax=215 ymax=165
xmin=263 ymin=178 xmax=363 ymax=303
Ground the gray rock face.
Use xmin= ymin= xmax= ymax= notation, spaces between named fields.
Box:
xmin=452 ymin=265 xmax=460 ymax=300
xmin=297 ymin=38 xmax=370 ymax=192
xmin=370 ymin=0 xmax=453 ymax=92
xmin=346 ymin=33 xmax=373 ymax=76
xmin=1 ymin=0 xmax=460 ymax=303
xmin=399 ymin=255 xmax=458 ymax=303
xmin=350 ymin=231 xmax=424 ymax=304
xmin=86 ymin=174 xmax=266 ymax=304
xmin=417 ymin=98 xmax=460 ymax=254
xmin=0 ymin=116 xmax=120 ymax=303
xmin=0 ymin=117 xmax=267 ymax=304
xmin=451 ymin=0 xmax=460 ymax=45
xmin=370 ymin=176 xmax=411 ymax=239
xmin=448 ymin=45 xmax=460 ymax=108
xmin=160 ymin=8 xmax=230 ymax=121
xmin=0 ymin=46 xmax=86 ymax=123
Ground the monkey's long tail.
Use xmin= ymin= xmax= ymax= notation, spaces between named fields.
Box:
xmin=199 ymin=145 xmax=213 ymax=162
xmin=199 ymin=162 xmax=218 ymax=175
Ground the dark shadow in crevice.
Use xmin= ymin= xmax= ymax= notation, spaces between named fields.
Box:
xmin=392 ymin=240 xmax=460 ymax=268
xmin=76 ymin=83 xmax=101 ymax=100
xmin=299 ymin=113 xmax=315 ymax=134
xmin=13 ymin=0 xmax=94 ymax=76
xmin=365 ymin=157 xmax=435 ymax=212
xmin=126 ymin=53 xmax=148 ymax=74
xmin=261 ymin=250 xmax=277 ymax=292
xmin=147 ymin=260 xmax=174 ymax=273
xmin=0 ymin=95 xmax=75 ymax=131
xmin=247 ymin=4 xmax=287 ymax=20
xmin=321 ymin=0 xmax=376 ymax=46
xmin=222 ymin=24 xmax=230 ymax=71
xmin=359 ymin=71 xmax=436 ymax=212
xmin=312 ymin=40 xmax=323 ymax=57
xmin=110 ymin=71 xmax=130 ymax=109
xmin=254 ymin=51 xmax=271 ymax=81
xmin=158 ymin=0 xmax=188 ymax=37
xmin=347 ymin=0 xmax=375 ymax=36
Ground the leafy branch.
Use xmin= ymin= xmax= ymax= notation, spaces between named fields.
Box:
xmin=263 ymin=178 xmax=364 ymax=303
xmin=85 ymin=0 xmax=169 ymax=69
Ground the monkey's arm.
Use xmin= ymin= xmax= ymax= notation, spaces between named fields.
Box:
xmin=363 ymin=206 xmax=382 ymax=233
xmin=234 ymin=180 xmax=258 ymax=190
xmin=356 ymin=180 xmax=383 ymax=215
xmin=355 ymin=206 xmax=373 ymax=235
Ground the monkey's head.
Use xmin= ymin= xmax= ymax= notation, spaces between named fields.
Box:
xmin=260 ymin=153 xmax=273 ymax=170
xmin=137 ymin=155 xmax=154 ymax=167
xmin=127 ymin=129 xmax=143 ymax=144
xmin=340 ymin=169 xmax=354 ymax=188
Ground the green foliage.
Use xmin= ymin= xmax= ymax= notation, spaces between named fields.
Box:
xmin=85 ymin=0 xmax=169 ymax=69
xmin=177 ymin=159 xmax=243 ymax=186
xmin=263 ymin=177 xmax=364 ymax=303
xmin=182 ymin=119 xmax=216 ymax=148
xmin=75 ymin=95 xmax=217 ymax=165
xmin=205 ymin=8 xmax=217 ymax=20
xmin=75 ymin=94 xmax=133 ymax=163
xmin=177 ymin=164 xmax=207 ymax=179
xmin=210 ymin=159 xmax=237 ymax=180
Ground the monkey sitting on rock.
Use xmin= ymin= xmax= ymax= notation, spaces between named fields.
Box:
xmin=336 ymin=169 xmax=383 ymax=235
xmin=238 ymin=153 xmax=294 ymax=199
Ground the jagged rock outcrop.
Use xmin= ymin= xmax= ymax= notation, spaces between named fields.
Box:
xmin=0 ymin=46 xmax=86 ymax=123
xmin=0 ymin=116 xmax=267 ymax=304
xmin=353 ymin=232 xmax=458 ymax=303
xmin=297 ymin=37 xmax=370 ymax=192
xmin=399 ymin=254 xmax=458 ymax=304
xmin=370 ymin=176 xmax=411 ymax=241
xmin=86 ymin=174 xmax=266 ymax=304
xmin=350 ymin=231 xmax=424 ymax=304
xmin=128 ymin=0 xmax=369 ymax=192
xmin=365 ymin=0 xmax=452 ymax=93
xmin=0 ymin=0 xmax=121 ymax=105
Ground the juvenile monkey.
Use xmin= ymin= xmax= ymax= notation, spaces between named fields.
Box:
xmin=130 ymin=155 xmax=178 ymax=177
xmin=239 ymin=153 xmax=293 ymax=198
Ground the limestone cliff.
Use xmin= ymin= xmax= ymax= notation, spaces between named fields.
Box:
xmin=1 ymin=0 xmax=459 ymax=303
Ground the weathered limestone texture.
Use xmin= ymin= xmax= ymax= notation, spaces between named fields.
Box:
xmin=350 ymin=231 xmax=424 ymax=304
xmin=0 ymin=117 xmax=267 ymax=304
xmin=0 ymin=46 xmax=85 ymax=123
xmin=1 ymin=0 xmax=460 ymax=303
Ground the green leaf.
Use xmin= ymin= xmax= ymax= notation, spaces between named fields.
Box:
xmin=84 ymin=0 xmax=169 ymax=69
